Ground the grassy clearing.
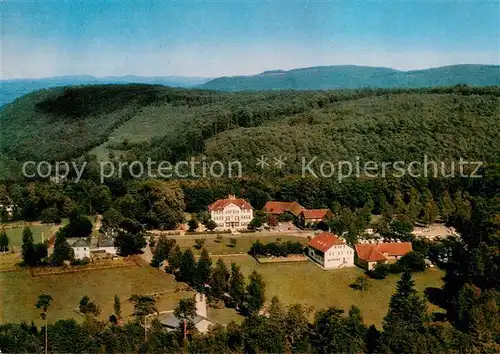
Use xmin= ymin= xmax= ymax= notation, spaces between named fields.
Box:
xmin=1 ymin=246 xmax=444 ymax=328
xmin=174 ymin=234 xmax=308 ymax=255
xmin=0 ymin=265 xmax=191 ymax=325
xmin=218 ymin=255 xmax=444 ymax=326
xmin=4 ymin=224 xmax=55 ymax=248
xmin=0 ymin=252 xmax=21 ymax=271
xmin=207 ymin=307 xmax=244 ymax=325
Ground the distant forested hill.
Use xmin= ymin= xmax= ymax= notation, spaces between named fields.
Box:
xmin=0 ymin=75 xmax=210 ymax=106
xmin=0 ymin=84 xmax=499 ymax=180
xmin=200 ymin=64 xmax=500 ymax=91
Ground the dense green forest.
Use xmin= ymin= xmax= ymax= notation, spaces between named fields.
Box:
xmin=1 ymin=182 xmax=499 ymax=353
xmin=0 ymin=84 xmax=499 ymax=180
xmin=200 ymin=64 xmax=500 ymax=91
xmin=1 ymin=83 xmax=499 ymax=353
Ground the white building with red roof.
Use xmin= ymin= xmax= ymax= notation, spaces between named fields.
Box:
xmin=307 ymin=232 xmax=355 ymax=269
xmin=208 ymin=194 xmax=254 ymax=230
xmin=355 ymin=241 xmax=413 ymax=270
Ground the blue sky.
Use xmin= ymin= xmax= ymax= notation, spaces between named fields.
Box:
xmin=2 ymin=0 xmax=499 ymax=79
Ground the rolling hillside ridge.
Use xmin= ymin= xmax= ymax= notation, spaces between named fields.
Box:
xmin=200 ymin=64 xmax=500 ymax=91
xmin=1 ymin=84 xmax=499 ymax=180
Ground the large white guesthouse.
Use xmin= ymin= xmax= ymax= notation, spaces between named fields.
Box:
xmin=208 ymin=194 xmax=254 ymax=230
xmin=307 ymin=232 xmax=355 ymax=269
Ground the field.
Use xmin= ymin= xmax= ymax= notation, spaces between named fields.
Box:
xmin=4 ymin=223 xmax=57 ymax=248
xmin=217 ymin=255 xmax=444 ymax=326
xmin=172 ymin=234 xmax=308 ymax=255
xmin=1 ymin=250 xmax=444 ymax=327
xmin=0 ymin=264 xmax=191 ymax=325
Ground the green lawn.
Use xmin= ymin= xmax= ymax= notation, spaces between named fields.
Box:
xmin=1 ymin=250 xmax=444 ymax=328
xmin=4 ymin=224 xmax=55 ymax=248
xmin=174 ymin=234 xmax=308 ymax=255
xmin=2 ymin=218 xmax=76 ymax=248
xmin=207 ymin=307 xmax=244 ymax=325
xmin=0 ymin=266 xmax=191 ymax=325
xmin=219 ymin=255 xmax=444 ymax=326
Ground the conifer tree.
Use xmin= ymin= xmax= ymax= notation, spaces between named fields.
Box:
xmin=166 ymin=244 xmax=182 ymax=274
xmin=229 ymin=262 xmax=245 ymax=308
xmin=51 ymin=231 xmax=74 ymax=266
xmin=178 ymin=249 xmax=197 ymax=284
xmin=196 ymin=248 xmax=212 ymax=291
xmin=245 ymin=270 xmax=266 ymax=315
xmin=382 ymin=271 xmax=429 ymax=353
xmin=210 ymin=257 xmax=230 ymax=298
xmin=22 ymin=226 xmax=36 ymax=266
xmin=0 ymin=227 xmax=9 ymax=252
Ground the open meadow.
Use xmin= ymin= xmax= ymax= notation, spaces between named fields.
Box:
xmin=219 ymin=255 xmax=444 ymax=326
xmin=1 ymin=250 xmax=444 ymax=328
xmin=0 ymin=263 xmax=191 ymax=325
xmin=4 ymin=224 xmax=55 ymax=248
xmin=3 ymin=219 xmax=70 ymax=248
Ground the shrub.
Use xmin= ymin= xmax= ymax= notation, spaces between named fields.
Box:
xmin=397 ymin=251 xmax=426 ymax=272
xmin=316 ymin=221 xmax=329 ymax=231
xmin=350 ymin=275 xmax=370 ymax=291
xmin=389 ymin=262 xmax=404 ymax=274
xmin=194 ymin=238 xmax=205 ymax=249
xmin=249 ymin=240 xmax=304 ymax=257
xmin=367 ymin=263 xmax=390 ymax=279
xmin=205 ymin=220 xmax=218 ymax=231
xmin=248 ymin=217 xmax=263 ymax=230
xmin=188 ymin=219 xmax=199 ymax=232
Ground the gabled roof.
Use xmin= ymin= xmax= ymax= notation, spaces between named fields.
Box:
xmin=98 ymin=233 xmax=115 ymax=248
xmin=67 ymin=238 xmax=89 ymax=248
xmin=355 ymin=242 xmax=413 ymax=262
xmin=264 ymin=201 xmax=304 ymax=216
xmin=308 ymin=232 xmax=346 ymax=252
xmin=208 ymin=195 xmax=253 ymax=211
xmin=301 ymin=209 xmax=331 ymax=220
xmin=160 ymin=314 xmax=204 ymax=328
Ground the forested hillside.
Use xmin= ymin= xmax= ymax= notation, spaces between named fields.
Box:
xmin=0 ymin=75 xmax=210 ymax=107
xmin=200 ymin=64 xmax=500 ymax=91
xmin=0 ymin=84 xmax=499 ymax=180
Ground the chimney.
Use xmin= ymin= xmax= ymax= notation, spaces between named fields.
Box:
xmin=228 ymin=194 xmax=236 ymax=200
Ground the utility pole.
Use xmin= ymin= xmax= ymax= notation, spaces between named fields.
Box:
xmin=44 ymin=314 xmax=48 ymax=354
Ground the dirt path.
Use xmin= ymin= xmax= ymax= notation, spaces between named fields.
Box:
xmin=140 ymin=243 xmax=154 ymax=265
xmin=94 ymin=214 xmax=102 ymax=231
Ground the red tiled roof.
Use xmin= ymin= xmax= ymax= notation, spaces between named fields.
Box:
xmin=355 ymin=242 xmax=413 ymax=262
xmin=264 ymin=201 xmax=304 ymax=216
xmin=308 ymin=232 xmax=345 ymax=252
xmin=208 ymin=196 xmax=253 ymax=211
xmin=301 ymin=209 xmax=331 ymax=220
